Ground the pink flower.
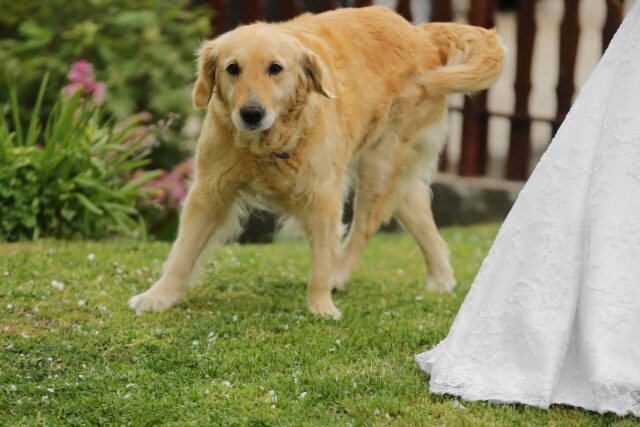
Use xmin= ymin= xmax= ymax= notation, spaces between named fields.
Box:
xmin=92 ymin=82 xmax=106 ymax=105
xmin=142 ymin=158 xmax=194 ymax=208
xmin=63 ymin=60 xmax=106 ymax=105
xmin=67 ymin=60 xmax=95 ymax=87
xmin=68 ymin=60 xmax=94 ymax=79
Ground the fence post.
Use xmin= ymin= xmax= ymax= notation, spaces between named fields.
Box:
xmin=506 ymin=0 xmax=536 ymax=180
xmin=458 ymin=0 xmax=495 ymax=177
xmin=237 ymin=0 xmax=266 ymax=24
xmin=275 ymin=0 xmax=304 ymax=21
xmin=311 ymin=0 xmax=339 ymax=12
xmin=602 ymin=0 xmax=623 ymax=53
xmin=553 ymin=0 xmax=580 ymax=136
xmin=431 ymin=0 xmax=453 ymax=22
xmin=431 ymin=0 xmax=453 ymax=172
xmin=396 ymin=0 xmax=413 ymax=21
xmin=210 ymin=0 xmax=228 ymax=36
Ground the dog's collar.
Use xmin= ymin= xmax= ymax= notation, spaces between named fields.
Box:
xmin=273 ymin=151 xmax=290 ymax=160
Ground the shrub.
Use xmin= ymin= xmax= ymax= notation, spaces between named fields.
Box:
xmin=0 ymin=75 xmax=160 ymax=241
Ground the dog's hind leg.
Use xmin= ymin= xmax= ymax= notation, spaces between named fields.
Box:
xmin=394 ymin=179 xmax=455 ymax=292
xmin=333 ymin=119 xmax=451 ymax=292
xmin=332 ymin=138 xmax=409 ymax=291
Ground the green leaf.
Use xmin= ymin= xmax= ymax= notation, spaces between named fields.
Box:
xmin=102 ymin=202 xmax=137 ymax=215
xmin=121 ymin=170 xmax=161 ymax=191
xmin=73 ymin=176 xmax=125 ymax=200
xmin=0 ymin=119 xmax=13 ymax=162
xmin=116 ymin=158 xmax=151 ymax=173
xmin=48 ymin=88 xmax=82 ymax=149
xmin=25 ymin=72 xmax=49 ymax=146
xmin=8 ymin=80 xmax=24 ymax=145
xmin=75 ymin=193 xmax=103 ymax=216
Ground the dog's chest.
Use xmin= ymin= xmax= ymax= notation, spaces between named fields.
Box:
xmin=243 ymin=179 xmax=303 ymax=215
xmin=246 ymin=157 xmax=305 ymax=199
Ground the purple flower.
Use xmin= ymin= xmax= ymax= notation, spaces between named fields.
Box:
xmin=68 ymin=60 xmax=94 ymax=79
xmin=142 ymin=158 xmax=194 ymax=208
xmin=63 ymin=60 xmax=106 ymax=105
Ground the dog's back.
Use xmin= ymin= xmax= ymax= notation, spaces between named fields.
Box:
xmin=281 ymin=6 xmax=504 ymax=149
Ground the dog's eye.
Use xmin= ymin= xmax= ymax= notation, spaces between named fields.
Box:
xmin=268 ymin=63 xmax=283 ymax=76
xmin=226 ymin=63 xmax=241 ymax=76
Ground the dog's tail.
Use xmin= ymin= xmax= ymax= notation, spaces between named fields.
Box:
xmin=419 ymin=23 xmax=505 ymax=95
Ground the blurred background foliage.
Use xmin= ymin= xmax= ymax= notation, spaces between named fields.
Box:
xmin=0 ymin=0 xmax=210 ymax=121
xmin=0 ymin=0 xmax=212 ymax=241
xmin=1 ymin=0 xmax=212 ymax=178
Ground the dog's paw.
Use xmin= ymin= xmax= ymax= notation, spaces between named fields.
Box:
xmin=425 ymin=273 xmax=456 ymax=293
xmin=128 ymin=289 xmax=182 ymax=314
xmin=308 ymin=297 xmax=342 ymax=320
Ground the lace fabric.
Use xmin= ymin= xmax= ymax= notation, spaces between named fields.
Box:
xmin=416 ymin=2 xmax=640 ymax=417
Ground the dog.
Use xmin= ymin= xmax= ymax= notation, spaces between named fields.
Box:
xmin=129 ymin=6 xmax=505 ymax=319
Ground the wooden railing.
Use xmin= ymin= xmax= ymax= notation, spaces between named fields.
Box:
xmin=206 ymin=0 xmax=625 ymax=181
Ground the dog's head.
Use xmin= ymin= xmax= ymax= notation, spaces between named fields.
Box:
xmin=193 ymin=24 xmax=336 ymax=135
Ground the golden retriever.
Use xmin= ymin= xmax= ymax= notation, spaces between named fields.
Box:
xmin=129 ymin=6 xmax=504 ymax=318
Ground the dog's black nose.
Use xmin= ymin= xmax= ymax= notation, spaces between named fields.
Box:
xmin=240 ymin=103 xmax=265 ymax=126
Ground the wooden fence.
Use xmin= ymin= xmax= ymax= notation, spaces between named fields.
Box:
xmin=206 ymin=0 xmax=625 ymax=181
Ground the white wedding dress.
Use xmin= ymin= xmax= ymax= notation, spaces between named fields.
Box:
xmin=416 ymin=2 xmax=640 ymax=417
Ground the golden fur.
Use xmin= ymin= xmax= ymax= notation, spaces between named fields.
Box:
xmin=129 ymin=6 xmax=505 ymax=318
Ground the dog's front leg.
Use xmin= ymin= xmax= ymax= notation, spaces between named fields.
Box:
xmin=129 ymin=183 xmax=237 ymax=314
xmin=299 ymin=192 xmax=343 ymax=319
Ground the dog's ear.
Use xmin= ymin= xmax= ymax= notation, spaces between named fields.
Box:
xmin=192 ymin=40 xmax=218 ymax=109
xmin=300 ymin=48 xmax=336 ymax=99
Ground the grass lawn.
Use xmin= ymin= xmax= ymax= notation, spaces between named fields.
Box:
xmin=1 ymin=224 xmax=637 ymax=426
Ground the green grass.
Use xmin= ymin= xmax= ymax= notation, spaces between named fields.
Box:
xmin=0 ymin=224 xmax=637 ymax=426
